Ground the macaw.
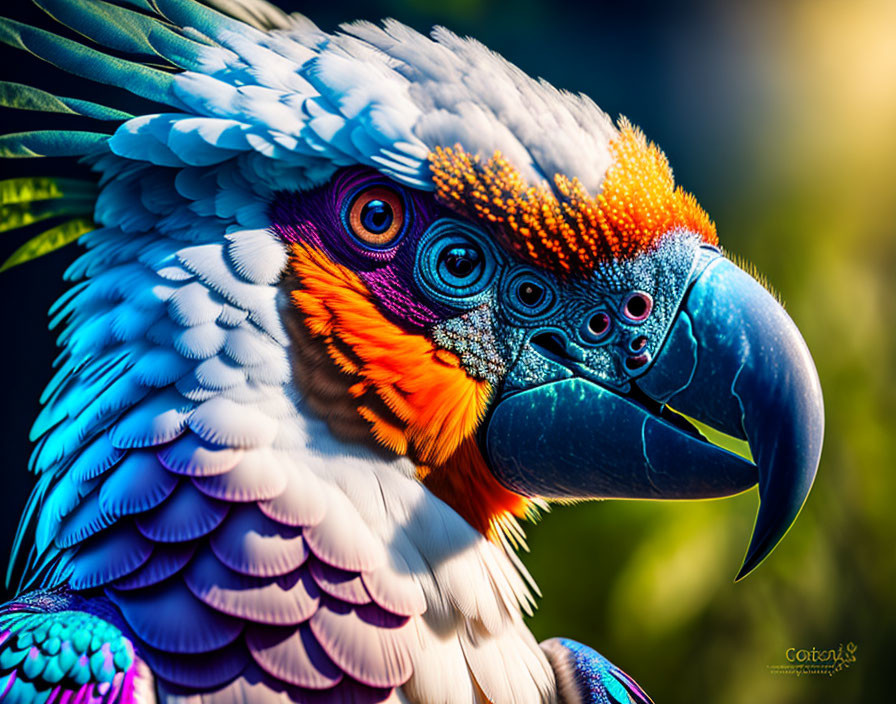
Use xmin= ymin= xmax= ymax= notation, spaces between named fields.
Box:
xmin=0 ymin=1 xmax=824 ymax=703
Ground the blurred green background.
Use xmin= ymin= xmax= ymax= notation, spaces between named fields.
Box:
xmin=1 ymin=0 xmax=894 ymax=702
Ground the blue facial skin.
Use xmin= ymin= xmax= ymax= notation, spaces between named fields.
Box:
xmin=414 ymin=217 xmax=824 ymax=579
xmin=417 ymin=218 xmax=704 ymax=389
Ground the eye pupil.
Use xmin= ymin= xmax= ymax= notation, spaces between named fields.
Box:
xmin=518 ymin=282 xmax=544 ymax=306
xmin=442 ymin=246 xmax=481 ymax=278
xmin=360 ymin=199 xmax=393 ymax=234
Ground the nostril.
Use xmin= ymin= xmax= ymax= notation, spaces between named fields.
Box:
xmin=622 ymin=291 xmax=653 ymax=322
xmin=630 ymin=335 xmax=648 ymax=352
xmin=625 ymin=354 xmax=649 ymax=370
xmin=531 ymin=332 xmax=569 ymax=360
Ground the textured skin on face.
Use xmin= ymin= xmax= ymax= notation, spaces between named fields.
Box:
xmin=429 ymin=122 xmax=717 ymax=275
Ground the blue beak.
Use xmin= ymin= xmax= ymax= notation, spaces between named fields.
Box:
xmin=485 ymin=255 xmax=824 ymax=579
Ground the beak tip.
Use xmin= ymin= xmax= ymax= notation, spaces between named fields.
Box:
xmin=734 ymin=554 xmax=761 ymax=582
xmin=733 ymin=488 xmax=814 ymax=582
xmin=734 ymin=533 xmax=774 ymax=582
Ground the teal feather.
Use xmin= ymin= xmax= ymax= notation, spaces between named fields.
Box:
xmin=602 ymin=669 xmax=633 ymax=703
xmin=0 ymin=606 xmax=135 ymax=699
xmin=33 ymin=0 xmax=216 ymax=72
xmin=6 ymin=473 xmax=54 ymax=590
xmin=0 ymin=17 xmax=178 ymax=107
xmin=149 ymin=0 xmax=265 ymax=43
xmin=0 ymin=131 xmax=109 ymax=159
xmin=0 ymin=82 xmax=132 ymax=121
xmin=192 ymin=0 xmax=291 ymax=30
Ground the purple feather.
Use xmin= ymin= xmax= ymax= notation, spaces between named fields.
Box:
xmin=111 ymin=543 xmax=195 ymax=590
xmin=191 ymin=448 xmax=288 ymax=502
xmin=184 ymin=547 xmax=320 ymax=625
xmin=135 ymin=481 xmax=228 ymax=542
xmin=246 ymin=622 xmax=343 ymax=689
xmin=107 ymin=579 xmax=243 ymax=654
xmin=139 ymin=639 xmax=250 ymax=689
xmin=157 ymin=432 xmax=245 ymax=476
xmin=309 ymin=560 xmax=371 ymax=606
xmin=209 ymin=504 xmax=308 ymax=578
xmin=310 ymin=599 xmax=412 ymax=689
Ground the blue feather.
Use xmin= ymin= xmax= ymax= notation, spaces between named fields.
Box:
xmin=106 ymin=579 xmax=243 ymax=654
xmin=97 ymin=451 xmax=179 ymax=520
xmin=108 ymin=388 xmax=194 ymax=449
xmin=68 ymin=526 xmax=153 ymax=589
xmin=6 ymin=473 xmax=53 ymax=588
xmin=54 ymin=492 xmax=113 ymax=549
xmin=108 ymin=304 xmax=163 ymax=343
xmin=127 ymin=347 xmax=192 ymax=387
xmin=35 ymin=474 xmax=82 ymax=552
xmin=68 ymin=432 xmax=123 ymax=484
xmin=135 ymin=481 xmax=228 ymax=542
xmin=112 ymin=542 xmax=195 ymax=590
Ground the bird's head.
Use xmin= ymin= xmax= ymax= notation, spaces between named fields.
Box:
xmin=0 ymin=2 xmax=822 ymax=583
xmin=269 ymin=124 xmax=822 ymax=580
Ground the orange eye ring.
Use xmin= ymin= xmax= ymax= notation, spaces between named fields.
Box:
xmin=347 ymin=186 xmax=405 ymax=248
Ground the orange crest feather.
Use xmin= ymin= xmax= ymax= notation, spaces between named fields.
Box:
xmin=429 ymin=120 xmax=717 ymax=274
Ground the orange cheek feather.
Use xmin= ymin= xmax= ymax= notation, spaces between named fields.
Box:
xmin=288 ymin=242 xmax=532 ymax=539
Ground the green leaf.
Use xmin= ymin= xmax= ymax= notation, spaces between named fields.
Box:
xmin=0 ymin=200 xmax=93 ymax=233
xmin=0 ymin=218 xmax=93 ymax=271
xmin=0 ymin=177 xmax=97 ymax=205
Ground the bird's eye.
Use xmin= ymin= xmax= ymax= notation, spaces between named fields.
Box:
xmin=622 ymin=291 xmax=653 ymax=322
xmin=504 ymin=271 xmax=556 ymax=318
xmin=416 ymin=220 xmax=498 ymax=306
xmin=438 ymin=245 xmax=483 ymax=286
xmin=517 ymin=281 xmax=545 ymax=307
xmin=346 ymin=186 xmax=405 ymax=247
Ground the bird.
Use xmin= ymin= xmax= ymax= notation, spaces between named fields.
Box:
xmin=0 ymin=1 xmax=825 ymax=703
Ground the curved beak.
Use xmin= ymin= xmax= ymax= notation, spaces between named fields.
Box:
xmin=484 ymin=255 xmax=824 ymax=579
